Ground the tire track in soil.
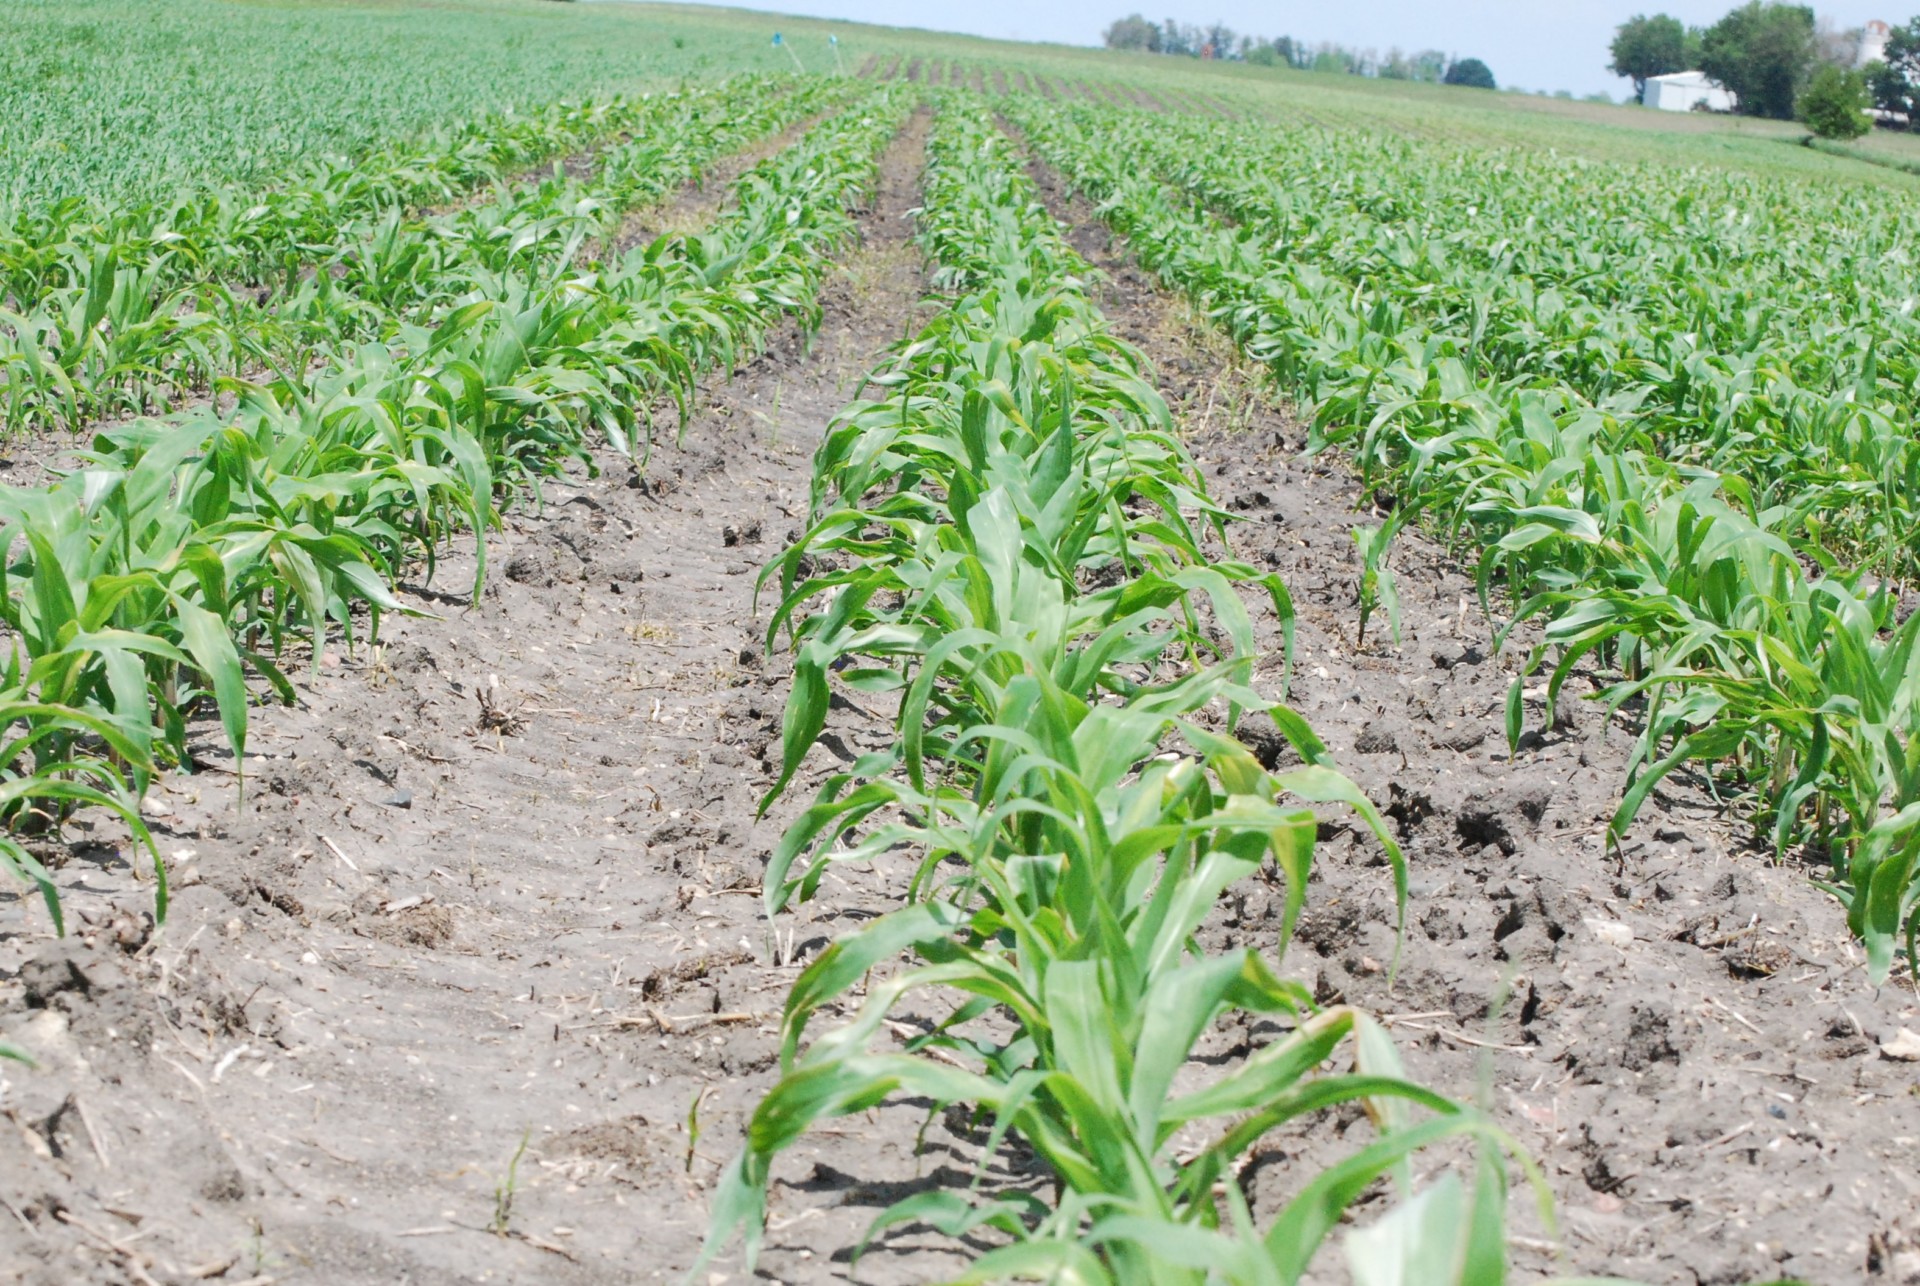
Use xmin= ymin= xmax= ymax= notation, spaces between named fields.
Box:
xmin=0 ymin=108 xmax=996 ymax=1286
xmin=1026 ymin=161 xmax=1920 ymax=1286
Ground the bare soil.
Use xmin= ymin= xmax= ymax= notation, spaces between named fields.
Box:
xmin=3 ymin=107 xmax=1920 ymax=1286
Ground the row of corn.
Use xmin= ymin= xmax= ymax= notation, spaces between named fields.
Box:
xmin=702 ymin=97 xmax=1549 ymax=1286
xmin=0 ymin=75 xmax=846 ymax=433
xmin=0 ymin=86 xmax=908 ymax=931
xmin=1009 ymin=96 xmax=1920 ymax=985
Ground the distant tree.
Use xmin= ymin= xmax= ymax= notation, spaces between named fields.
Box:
xmin=1868 ymin=56 xmax=1908 ymax=118
xmin=1310 ymin=47 xmax=1346 ymax=74
xmin=1814 ymin=15 xmax=1864 ymax=67
xmin=1103 ymin=13 xmax=1160 ymax=51
xmin=1202 ymin=23 xmax=1236 ymax=59
xmin=1444 ymin=57 xmax=1497 ymax=89
xmin=1089 ymin=14 xmax=1480 ymax=88
xmin=1798 ymin=63 xmax=1873 ymax=137
xmin=1609 ymin=13 xmax=1698 ymax=102
xmin=1299 ymin=42 xmax=1377 ymax=76
xmin=1699 ymin=2 xmax=1817 ymax=119
xmin=1411 ymin=49 xmax=1450 ymax=82
xmin=1868 ymin=18 xmax=1920 ymax=122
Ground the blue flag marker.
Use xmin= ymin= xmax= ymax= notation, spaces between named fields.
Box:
xmin=773 ymin=31 xmax=805 ymax=71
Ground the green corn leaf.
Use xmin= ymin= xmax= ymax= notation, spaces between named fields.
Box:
xmin=171 ymin=595 xmax=249 ymax=767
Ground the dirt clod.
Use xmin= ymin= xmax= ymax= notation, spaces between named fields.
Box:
xmin=19 ymin=945 xmax=94 ymax=1009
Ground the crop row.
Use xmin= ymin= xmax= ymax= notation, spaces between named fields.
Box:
xmin=0 ymin=75 xmax=852 ymax=435
xmin=0 ymin=88 xmax=909 ymax=931
xmin=2 ymin=74 xmax=800 ymax=308
xmin=702 ymin=98 xmax=1543 ymax=1285
xmin=0 ymin=0 xmax=844 ymax=216
xmin=1009 ymin=98 xmax=1920 ymax=982
xmin=1089 ymin=106 xmax=1920 ymax=582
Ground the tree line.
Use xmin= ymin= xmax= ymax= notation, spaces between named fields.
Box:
xmin=1101 ymin=15 xmax=1496 ymax=89
xmin=1608 ymin=3 xmax=1920 ymax=139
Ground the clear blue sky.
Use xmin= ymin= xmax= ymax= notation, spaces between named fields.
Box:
xmin=658 ymin=1 xmax=1897 ymax=97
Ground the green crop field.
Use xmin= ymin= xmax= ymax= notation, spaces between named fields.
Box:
xmin=13 ymin=0 xmax=1920 ymax=216
xmin=1 ymin=3 xmax=1915 ymax=1284
xmin=0 ymin=0 xmax=832 ymax=212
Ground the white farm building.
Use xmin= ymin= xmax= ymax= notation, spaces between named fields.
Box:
xmin=1645 ymin=70 xmax=1735 ymax=113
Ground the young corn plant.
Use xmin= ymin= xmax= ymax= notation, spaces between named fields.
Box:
xmin=709 ymin=681 xmax=1536 ymax=1285
xmin=757 ymin=338 xmax=1293 ymax=824
xmin=1011 ymin=94 xmax=1920 ymax=982
xmin=0 ymin=697 xmax=162 ymax=935
xmin=0 ymin=88 xmax=913 ymax=932
xmin=0 ymin=78 xmax=843 ymax=435
xmin=1351 ymin=508 xmax=1405 ymax=649
xmin=706 ymin=96 xmax=1550 ymax=1285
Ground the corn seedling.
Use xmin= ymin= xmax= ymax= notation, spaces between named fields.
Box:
xmin=0 ymin=86 xmax=912 ymax=931
xmin=1013 ymin=94 xmax=1920 ymax=983
xmin=1352 ymin=509 xmax=1405 ymax=648
xmin=490 ymin=1131 xmax=531 ymax=1236
xmin=704 ymin=97 xmax=1549 ymax=1286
